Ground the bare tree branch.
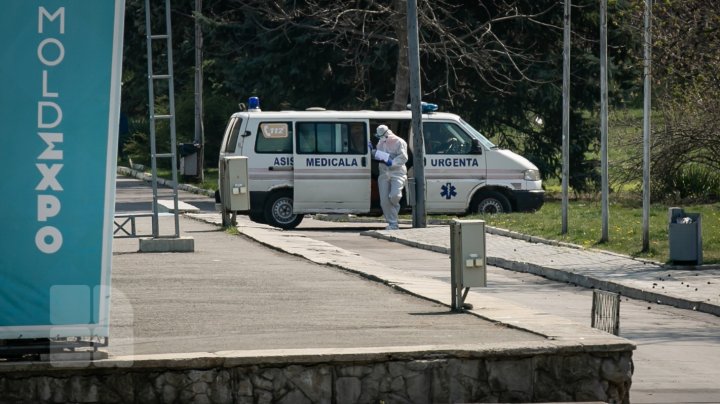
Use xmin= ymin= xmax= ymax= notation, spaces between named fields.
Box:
xmin=210 ymin=0 xmax=562 ymax=106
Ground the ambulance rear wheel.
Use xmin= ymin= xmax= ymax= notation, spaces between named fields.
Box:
xmin=264 ymin=190 xmax=304 ymax=229
xmin=472 ymin=191 xmax=511 ymax=214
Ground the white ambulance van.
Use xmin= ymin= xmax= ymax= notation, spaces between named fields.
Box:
xmin=218 ymin=101 xmax=544 ymax=229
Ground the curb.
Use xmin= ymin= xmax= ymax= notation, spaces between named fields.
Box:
xmin=319 ymin=214 xmax=718 ymax=271
xmin=321 ymin=214 xmax=667 ymax=267
xmin=488 ymin=257 xmax=720 ymax=317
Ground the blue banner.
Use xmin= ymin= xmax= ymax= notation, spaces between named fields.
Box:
xmin=0 ymin=1 xmax=125 ymax=339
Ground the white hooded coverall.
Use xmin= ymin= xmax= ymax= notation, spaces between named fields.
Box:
xmin=375 ymin=127 xmax=408 ymax=229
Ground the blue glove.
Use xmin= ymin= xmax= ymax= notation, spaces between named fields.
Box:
xmin=384 ymin=158 xmax=393 ymax=167
xmin=367 ymin=141 xmax=374 ymax=151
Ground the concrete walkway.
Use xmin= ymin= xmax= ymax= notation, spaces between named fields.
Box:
xmin=188 ymin=212 xmax=632 ymax=346
xmin=362 ymin=224 xmax=720 ymax=317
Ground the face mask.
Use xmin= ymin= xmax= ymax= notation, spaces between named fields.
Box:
xmin=375 ymin=126 xmax=389 ymax=139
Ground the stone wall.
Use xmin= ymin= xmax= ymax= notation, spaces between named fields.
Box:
xmin=0 ymin=347 xmax=633 ymax=403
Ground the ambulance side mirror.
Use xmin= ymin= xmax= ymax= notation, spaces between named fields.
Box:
xmin=471 ymin=139 xmax=483 ymax=155
xmin=241 ymin=130 xmax=251 ymax=138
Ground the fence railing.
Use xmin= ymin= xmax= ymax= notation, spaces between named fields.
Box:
xmin=591 ymin=289 xmax=621 ymax=336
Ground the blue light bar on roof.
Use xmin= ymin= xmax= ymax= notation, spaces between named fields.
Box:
xmin=422 ymin=102 xmax=438 ymax=113
xmin=248 ymin=96 xmax=261 ymax=111
xmin=406 ymin=101 xmax=439 ymax=113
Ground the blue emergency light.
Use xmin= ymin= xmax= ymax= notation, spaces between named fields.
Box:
xmin=422 ymin=102 xmax=438 ymax=113
xmin=248 ymin=96 xmax=261 ymax=111
xmin=407 ymin=101 xmax=438 ymax=113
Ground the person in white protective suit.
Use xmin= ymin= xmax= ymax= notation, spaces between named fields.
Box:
xmin=369 ymin=124 xmax=408 ymax=230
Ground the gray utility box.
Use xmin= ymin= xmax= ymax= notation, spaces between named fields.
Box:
xmin=668 ymin=207 xmax=703 ymax=265
xmin=220 ymin=156 xmax=250 ymax=212
xmin=450 ymin=220 xmax=487 ymax=310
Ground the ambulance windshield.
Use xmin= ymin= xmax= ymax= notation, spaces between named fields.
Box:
xmin=460 ymin=118 xmax=496 ymax=149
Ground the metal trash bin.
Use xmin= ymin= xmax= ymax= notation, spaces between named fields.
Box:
xmin=668 ymin=207 xmax=703 ymax=265
xmin=178 ymin=143 xmax=201 ymax=177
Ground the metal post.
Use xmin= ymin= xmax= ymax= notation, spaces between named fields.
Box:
xmin=600 ymin=0 xmax=609 ymax=243
xmin=642 ymin=0 xmax=653 ymax=252
xmin=562 ymin=0 xmax=571 ymax=235
xmin=194 ymin=0 xmax=204 ymax=183
xmin=450 ymin=221 xmax=458 ymax=310
xmin=407 ymin=0 xmax=426 ymax=228
xmin=450 ymin=221 xmax=466 ymax=311
xmin=165 ymin=0 xmax=181 ymax=238
xmin=144 ymin=0 xmax=160 ymax=237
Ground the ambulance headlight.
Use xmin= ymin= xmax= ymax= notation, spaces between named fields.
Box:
xmin=524 ymin=169 xmax=540 ymax=181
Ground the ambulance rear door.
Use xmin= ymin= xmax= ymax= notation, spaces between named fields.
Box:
xmin=293 ymin=120 xmax=371 ymax=213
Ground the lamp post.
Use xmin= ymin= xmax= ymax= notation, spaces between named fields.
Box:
xmin=407 ymin=0 xmax=427 ymax=228
xmin=600 ymin=0 xmax=609 ymax=243
xmin=642 ymin=0 xmax=653 ymax=251
xmin=562 ymin=0 xmax=571 ymax=234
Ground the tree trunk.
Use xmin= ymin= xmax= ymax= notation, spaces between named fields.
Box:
xmin=391 ymin=0 xmax=410 ymax=111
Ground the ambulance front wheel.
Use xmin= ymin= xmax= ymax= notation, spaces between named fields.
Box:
xmin=264 ymin=190 xmax=304 ymax=229
xmin=472 ymin=191 xmax=511 ymax=214
xmin=248 ymin=210 xmax=267 ymax=224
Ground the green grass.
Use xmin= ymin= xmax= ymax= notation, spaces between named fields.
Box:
xmin=468 ymin=200 xmax=720 ymax=264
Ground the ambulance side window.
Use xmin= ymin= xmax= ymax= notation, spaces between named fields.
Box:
xmin=223 ymin=117 xmax=243 ymax=153
xmin=255 ymin=122 xmax=293 ymax=153
xmin=296 ymin=122 xmax=367 ymax=154
xmin=423 ymin=122 xmax=472 ymax=155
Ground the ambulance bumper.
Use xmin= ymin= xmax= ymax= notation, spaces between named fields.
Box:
xmin=513 ymin=189 xmax=545 ymax=212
